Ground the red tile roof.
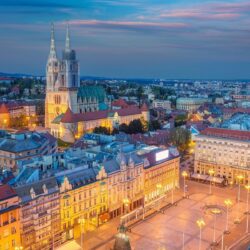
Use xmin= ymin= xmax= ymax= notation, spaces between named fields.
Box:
xmin=140 ymin=103 xmax=149 ymax=111
xmin=61 ymin=108 xmax=75 ymax=123
xmin=77 ymin=110 xmax=109 ymax=121
xmin=112 ymin=98 xmax=129 ymax=108
xmin=60 ymin=106 xmax=143 ymax=123
xmin=116 ymin=106 xmax=142 ymax=116
xmin=0 ymin=184 xmax=17 ymax=201
xmin=201 ymin=127 xmax=250 ymax=141
xmin=0 ymin=103 xmax=9 ymax=114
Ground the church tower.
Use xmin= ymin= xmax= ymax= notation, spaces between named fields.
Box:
xmin=45 ymin=24 xmax=79 ymax=129
xmin=46 ymin=23 xmax=59 ymax=92
xmin=58 ymin=24 xmax=80 ymax=89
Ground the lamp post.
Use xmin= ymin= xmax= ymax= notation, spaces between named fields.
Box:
xmin=123 ymin=198 xmax=130 ymax=225
xmin=208 ymin=169 xmax=215 ymax=195
xmin=182 ymin=232 xmax=185 ymax=250
xmin=182 ymin=171 xmax=188 ymax=198
xmin=245 ymin=185 xmax=250 ymax=233
xmin=235 ymin=174 xmax=244 ymax=224
xmin=78 ymin=218 xmax=85 ymax=250
xmin=211 ymin=208 xmax=222 ymax=246
xmin=224 ymin=199 xmax=232 ymax=234
xmin=196 ymin=218 xmax=205 ymax=250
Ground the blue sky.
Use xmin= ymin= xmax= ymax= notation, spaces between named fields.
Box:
xmin=0 ymin=0 xmax=250 ymax=79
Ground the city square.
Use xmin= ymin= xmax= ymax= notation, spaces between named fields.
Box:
xmin=57 ymin=180 xmax=249 ymax=250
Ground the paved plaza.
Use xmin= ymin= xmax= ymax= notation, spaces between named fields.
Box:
xmin=57 ymin=180 xmax=250 ymax=250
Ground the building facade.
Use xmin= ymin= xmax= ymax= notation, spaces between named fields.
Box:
xmin=176 ymin=97 xmax=211 ymax=112
xmin=15 ymin=177 xmax=61 ymax=250
xmin=194 ymin=127 xmax=250 ymax=184
xmin=0 ymin=184 xmax=21 ymax=250
xmin=0 ymin=131 xmax=57 ymax=171
xmin=50 ymin=104 xmax=149 ymax=143
xmin=56 ymin=166 xmax=108 ymax=242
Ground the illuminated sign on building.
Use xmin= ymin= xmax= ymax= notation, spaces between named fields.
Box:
xmin=155 ymin=150 xmax=169 ymax=162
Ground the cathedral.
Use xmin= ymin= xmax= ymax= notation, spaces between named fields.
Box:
xmin=45 ymin=24 xmax=109 ymax=129
xmin=45 ymin=25 xmax=149 ymax=143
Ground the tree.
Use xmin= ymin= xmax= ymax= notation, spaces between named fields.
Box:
xmin=9 ymin=114 xmax=29 ymax=128
xmin=136 ymin=86 xmax=144 ymax=106
xmin=174 ymin=114 xmax=188 ymax=127
xmin=170 ymin=127 xmax=191 ymax=153
xmin=149 ymin=120 xmax=161 ymax=131
xmin=93 ymin=126 xmax=110 ymax=135
xmin=128 ymin=119 xmax=144 ymax=134
xmin=119 ymin=123 xmax=129 ymax=133
xmin=112 ymin=127 xmax=119 ymax=135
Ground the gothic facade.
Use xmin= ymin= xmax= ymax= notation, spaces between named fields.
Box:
xmin=45 ymin=24 xmax=109 ymax=129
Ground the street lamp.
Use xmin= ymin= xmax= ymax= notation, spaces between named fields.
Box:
xmin=123 ymin=198 xmax=130 ymax=225
xmin=182 ymin=171 xmax=188 ymax=198
xmin=208 ymin=169 xmax=215 ymax=195
xmin=78 ymin=218 xmax=85 ymax=250
xmin=196 ymin=218 xmax=205 ymax=250
xmin=224 ymin=199 xmax=232 ymax=234
xmin=245 ymin=185 xmax=250 ymax=233
xmin=211 ymin=208 xmax=222 ymax=246
xmin=235 ymin=174 xmax=244 ymax=224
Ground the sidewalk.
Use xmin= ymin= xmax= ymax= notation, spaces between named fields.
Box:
xmin=214 ymin=216 xmax=250 ymax=250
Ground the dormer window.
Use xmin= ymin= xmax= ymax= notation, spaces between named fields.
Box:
xmin=30 ymin=188 xmax=36 ymax=199
xmin=42 ymin=184 xmax=48 ymax=194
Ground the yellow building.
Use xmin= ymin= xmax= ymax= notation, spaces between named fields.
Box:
xmin=141 ymin=149 xmax=180 ymax=204
xmin=57 ymin=166 xmax=108 ymax=243
xmin=0 ymin=184 xmax=21 ymax=250
xmin=50 ymin=104 xmax=149 ymax=143
xmin=0 ymin=103 xmax=10 ymax=128
xmin=102 ymin=152 xmax=145 ymax=219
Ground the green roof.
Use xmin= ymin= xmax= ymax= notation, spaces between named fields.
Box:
xmin=77 ymin=85 xmax=107 ymax=102
xmin=99 ymin=102 xmax=108 ymax=110
xmin=51 ymin=114 xmax=63 ymax=124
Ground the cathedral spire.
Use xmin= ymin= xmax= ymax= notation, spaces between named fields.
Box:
xmin=65 ymin=23 xmax=71 ymax=52
xmin=49 ymin=23 xmax=57 ymax=59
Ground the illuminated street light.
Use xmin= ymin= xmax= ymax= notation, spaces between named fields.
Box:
xmin=211 ymin=208 xmax=222 ymax=246
xmin=15 ymin=247 xmax=23 ymax=250
xmin=208 ymin=169 xmax=215 ymax=195
xmin=224 ymin=199 xmax=232 ymax=234
xmin=235 ymin=174 xmax=244 ymax=224
xmin=196 ymin=218 xmax=205 ymax=250
xmin=78 ymin=218 xmax=85 ymax=250
xmin=182 ymin=171 xmax=188 ymax=198
xmin=245 ymin=185 xmax=250 ymax=233
xmin=123 ymin=198 xmax=130 ymax=225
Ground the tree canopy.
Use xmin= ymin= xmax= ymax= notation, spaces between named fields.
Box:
xmin=170 ymin=127 xmax=191 ymax=153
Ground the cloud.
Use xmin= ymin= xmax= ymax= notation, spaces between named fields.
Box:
xmin=158 ymin=1 xmax=250 ymax=21
xmin=67 ymin=19 xmax=189 ymax=32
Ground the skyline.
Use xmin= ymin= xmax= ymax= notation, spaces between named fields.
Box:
xmin=0 ymin=0 xmax=250 ymax=79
